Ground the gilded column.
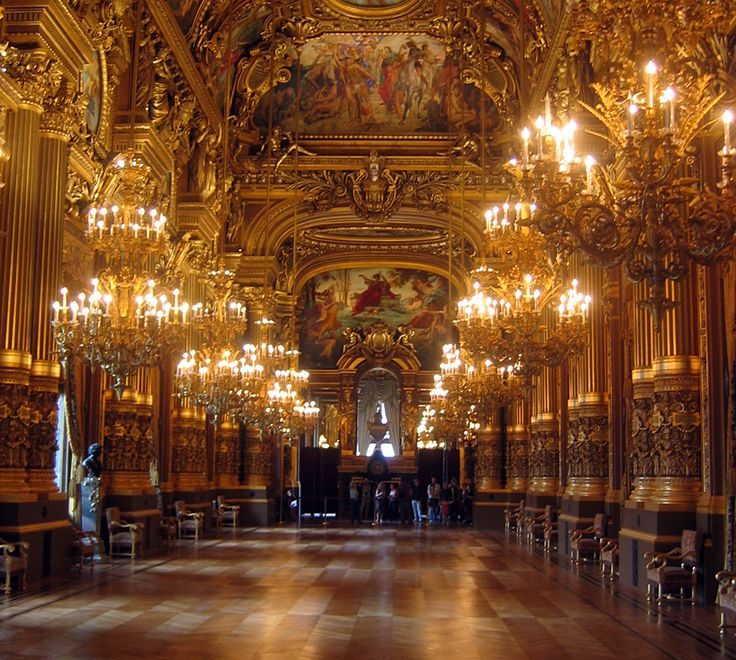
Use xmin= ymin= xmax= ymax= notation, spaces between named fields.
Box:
xmin=566 ymin=264 xmax=609 ymax=500
xmin=215 ymin=418 xmax=239 ymax=490
xmin=650 ymin=274 xmax=701 ymax=505
xmin=528 ymin=364 xmax=559 ymax=497
xmin=506 ymin=399 xmax=528 ymax=493
xmin=170 ymin=406 xmax=208 ymax=493
xmin=244 ymin=424 xmax=273 ymax=488
xmin=26 ymin=92 xmax=74 ymax=494
xmin=0 ymin=102 xmax=42 ymax=493
xmin=474 ymin=413 xmax=502 ymax=491
xmin=628 ymin=281 xmax=656 ymax=501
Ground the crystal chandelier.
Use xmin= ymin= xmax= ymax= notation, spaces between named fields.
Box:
xmin=507 ymin=0 xmax=736 ymax=326
xmin=174 ymin=265 xmax=253 ymax=424
xmin=53 ymin=153 xmax=188 ymax=398
xmin=455 ymin=207 xmax=591 ymax=391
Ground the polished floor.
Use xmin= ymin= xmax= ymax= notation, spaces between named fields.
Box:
xmin=1 ymin=525 xmax=735 ymax=659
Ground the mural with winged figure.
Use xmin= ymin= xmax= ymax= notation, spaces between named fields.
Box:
xmin=299 ymin=267 xmax=454 ymax=369
xmin=254 ymin=34 xmax=492 ymax=135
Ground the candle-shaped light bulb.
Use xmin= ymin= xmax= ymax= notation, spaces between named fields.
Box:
xmin=663 ymin=86 xmax=676 ymax=129
xmin=724 ymin=109 xmax=734 ymax=153
xmin=645 ymin=60 xmax=657 ymax=108
xmin=584 ymin=154 xmax=595 ymax=193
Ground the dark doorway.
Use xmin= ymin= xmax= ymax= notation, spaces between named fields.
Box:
xmin=300 ymin=447 xmax=340 ymax=520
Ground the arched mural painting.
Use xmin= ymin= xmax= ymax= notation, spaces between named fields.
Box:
xmin=299 ymin=267 xmax=454 ymax=369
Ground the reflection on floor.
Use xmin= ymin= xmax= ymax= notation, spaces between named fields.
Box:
xmin=1 ymin=526 xmax=734 ymax=659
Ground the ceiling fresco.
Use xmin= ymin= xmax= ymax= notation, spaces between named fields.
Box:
xmin=252 ymin=34 xmax=490 ymax=135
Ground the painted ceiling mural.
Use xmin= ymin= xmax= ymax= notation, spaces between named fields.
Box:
xmin=299 ymin=267 xmax=453 ymax=370
xmin=253 ymin=34 xmax=490 ymax=135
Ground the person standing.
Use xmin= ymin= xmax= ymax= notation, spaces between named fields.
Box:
xmin=427 ymin=476 xmax=441 ymax=526
xmin=463 ymin=479 xmax=475 ymax=525
xmin=399 ymin=478 xmax=412 ymax=524
xmin=411 ymin=477 xmax=423 ymax=525
xmin=360 ymin=480 xmax=373 ymax=522
xmin=388 ymin=482 xmax=399 ymax=522
xmin=349 ymin=479 xmax=360 ymax=524
xmin=374 ymin=482 xmax=387 ymax=525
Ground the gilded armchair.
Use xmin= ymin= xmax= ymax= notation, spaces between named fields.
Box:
xmin=175 ymin=500 xmax=204 ymax=541
xmin=0 ymin=538 xmax=29 ymax=594
xmin=72 ymin=529 xmax=101 ymax=573
xmin=600 ymin=538 xmax=618 ymax=581
xmin=504 ymin=499 xmax=524 ymax=537
xmin=526 ymin=505 xmax=556 ymax=546
xmin=106 ymin=507 xmax=144 ymax=559
xmin=215 ymin=496 xmax=240 ymax=531
xmin=716 ymin=570 xmax=736 ymax=635
xmin=569 ymin=513 xmax=608 ymax=564
xmin=645 ymin=529 xmax=703 ymax=604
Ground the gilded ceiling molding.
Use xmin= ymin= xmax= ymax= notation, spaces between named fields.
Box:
xmin=146 ymin=0 xmax=223 ymax=131
xmin=528 ymin=2 xmax=570 ymax=113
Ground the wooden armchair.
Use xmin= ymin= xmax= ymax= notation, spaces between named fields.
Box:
xmin=645 ymin=529 xmax=703 ymax=604
xmin=0 ymin=538 xmax=29 ymax=594
xmin=215 ymin=496 xmax=240 ymax=531
xmin=160 ymin=515 xmax=178 ymax=546
xmin=504 ymin=499 xmax=524 ymax=537
xmin=526 ymin=505 xmax=556 ymax=546
xmin=175 ymin=500 xmax=204 ymax=541
xmin=600 ymin=538 xmax=619 ymax=581
xmin=106 ymin=507 xmax=144 ymax=559
xmin=543 ymin=509 xmax=559 ymax=553
xmin=72 ymin=529 xmax=100 ymax=573
xmin=716 ymin=571 xmax=736 ymax=635
xmin=569 ymin=513 xmax=608 ymax=564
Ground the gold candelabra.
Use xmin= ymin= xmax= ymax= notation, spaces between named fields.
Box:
xmin=53 ymin=153 xmax=188 ymax=398
xmin=508 ymin=0 xmax=736 ymax=326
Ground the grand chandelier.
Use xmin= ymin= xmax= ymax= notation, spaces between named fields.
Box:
xmin=507 ymin=0 xmax=736 ymax=326
xmin=53 ymin=152 xmax=188 ymax=398
xmin=174 ymin=264 xmax=253 ymax=423
xmin=455 ymin=205 xmax=591 ymax=391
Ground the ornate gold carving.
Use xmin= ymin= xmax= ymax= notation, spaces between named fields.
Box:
xmin=337 ymin=321 xmax=419 ymax=369
xmin=26 ymin=389 xmax=58 ymax=472
xmin=529 ymin=428 xmax=559 ymax=479
xmin=567 ymin=414 xmax=609 ymax=479
xmin=103 ymin=402 xmax=153 ymax=472
xmin=244 ymin=426 xmax=272 ymax=487
xmin=293 ymin=157 xmax=454 ymax=223
xmin=216 ymin=421 xmax=239 ymax=476
xmin=475 ymin=427 xmax=502 ymax=490
xmin=171 ymin=410 xmax=207 ymax=474
xmin=650 ymin=389 xmax=701 ymax=479
xmin=1 ymin=46 xmax=60 ymax=108
xmin=0 ymin=383 xmax=30 ymax=470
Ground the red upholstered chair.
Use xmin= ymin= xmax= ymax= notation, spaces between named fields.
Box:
xmin=72 ymin=529 xmax=101 ymax=573
xmin=0 ymin=538 xmax=29 ymax=594
xmin=645 ymin=529 xmax=703 ymax=604
xmin=175 ymin=500 xmax=204 ymax=541
xmin=569 ymin=513 xmax=608 ymax=564
xmin=106 ymin=507 xmax=144 ymax=559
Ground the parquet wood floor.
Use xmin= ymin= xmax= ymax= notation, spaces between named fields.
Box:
xmin=1 ymin=526 xmax=734 ymax=659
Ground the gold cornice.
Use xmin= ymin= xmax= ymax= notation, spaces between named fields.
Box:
xmin=145 ymin=0 xmax=223 ymax=131
xmin=3 ymin=0 xmax=95 ymax=82
xmin=112 ymin=116 xmax=175 ymax=182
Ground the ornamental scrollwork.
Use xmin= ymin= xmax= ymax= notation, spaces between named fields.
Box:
xmin=103 ymin=408 xmax=152 ymax=472
xmin=567 ymin=414 xmax=609 ymax=479
xmin=292 ymin=152 xmax=454 ymax=223
xmin=0 ymin=384 xmax=30 ymax=470
xmin=650 ymin=390 xmax=701 ymax=478
xmin=27 ymin=390 xmax=59 ymax=471
xmin=506 ymin=437 xmax=529 ymax=480
xmin=529 ymin=429 xmax=559 ymax=478
xmin=629 ymin=395 xmax=655 ymax=478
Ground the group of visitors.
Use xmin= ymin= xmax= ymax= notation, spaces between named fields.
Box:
xmin=348 ymin=476 xmax=474 ymax=526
